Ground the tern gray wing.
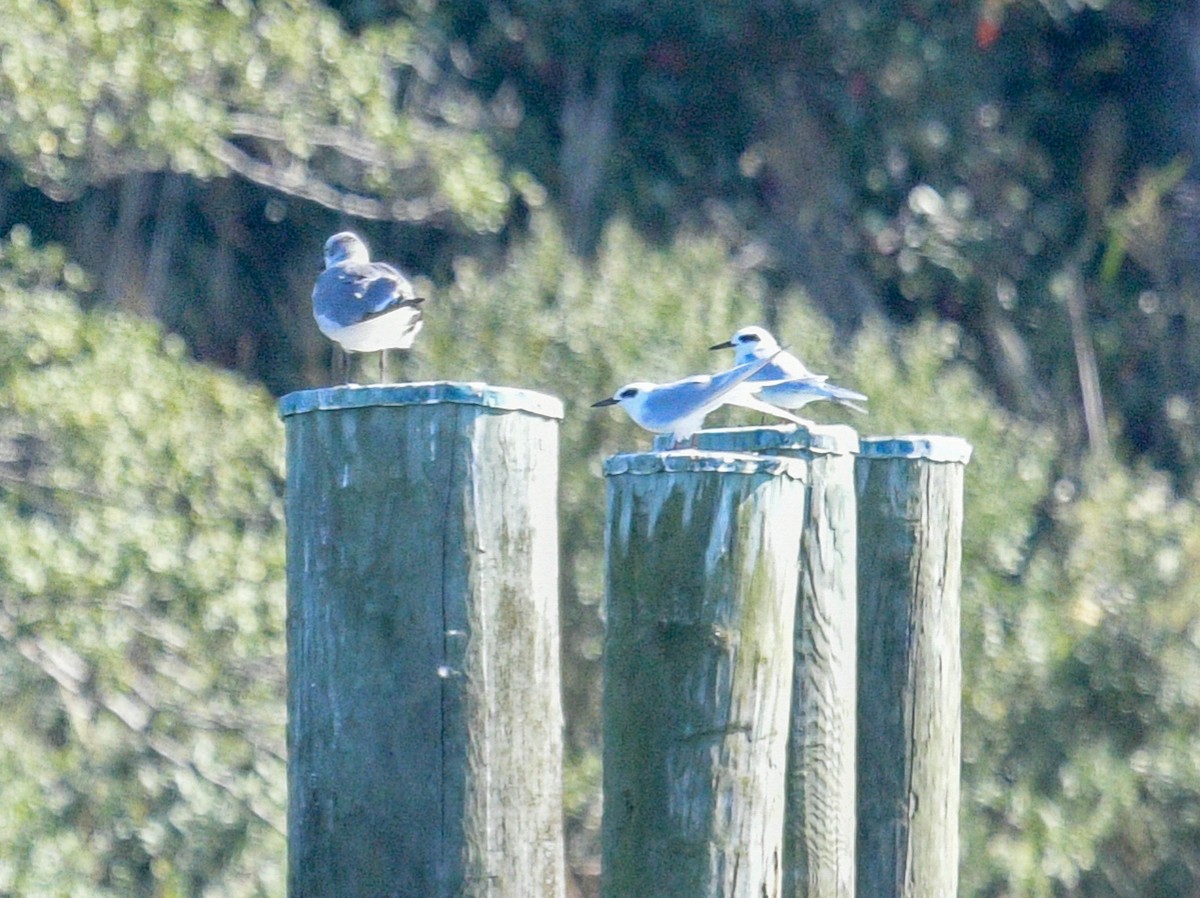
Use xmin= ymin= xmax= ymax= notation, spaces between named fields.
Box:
xmin=748 ymin=352 xmax=820 ymax=383
xmin=638 ymin=354 xmax=779 ymax=425
xmin=757 ymin=377 xmax=868 ymax=413
xmin=315 ymin=263 xmax=422 ymax=327
xmin=343 ymin=262 xmax=416 ymax=310
xmin=723 ymin=392 xmax=807 ymax=425
xmin=636 ymin=375 xmax=721 ymax=427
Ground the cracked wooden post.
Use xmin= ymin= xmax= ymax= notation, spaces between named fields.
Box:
xmin=667 ymin=425 xmax=858 ymax=898
xmin=281 ymin=383 xmax=566 ymax=898
xmin=855 ymin=436 xmax=972 ymax=898
xmin=601 ymin=450 xmax=808 ymax=898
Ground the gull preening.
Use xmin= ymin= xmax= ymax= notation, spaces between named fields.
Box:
xmin=591 ymin=352 xmax=804 ymax=446
xmin=710 ymin=325 xmax=867 ymax=415
xmin=312 ymin=231 xmax=426 ymax=383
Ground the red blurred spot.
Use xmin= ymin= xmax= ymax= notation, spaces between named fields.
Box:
xmin=848 ymin=71 xmax=869 ymax=100
xmin=976 ymin=17 xmax=1001 ymax=50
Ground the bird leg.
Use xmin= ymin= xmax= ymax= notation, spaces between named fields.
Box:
xmin=390 ymin=349 xmax=412 ymax=385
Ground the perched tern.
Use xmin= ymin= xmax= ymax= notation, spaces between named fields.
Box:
xmin=591 ymin=352 xmax=804 ymax=446
xmin=710 ymin=325 xmax=867 ymax=414
xmin=312 ymin=231 xmax=425 ymax=383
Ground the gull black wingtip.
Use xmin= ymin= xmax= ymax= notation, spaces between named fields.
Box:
xmin=591 ymin=397 xmax=619 ymax=408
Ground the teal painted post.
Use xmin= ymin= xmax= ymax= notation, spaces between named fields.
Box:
xmin=601 ymin=450 xmax=808 ymax=898
xmin=855 ymin=436 xmax=972 ymax=898
xmin=669 ymin=425 xmax=858 ymax=898
xmin=281 ymin=383 xmax=566 ymax=898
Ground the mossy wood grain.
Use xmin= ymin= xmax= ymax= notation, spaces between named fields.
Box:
xmin=601 ymin=450 xmax=808 ymax=898
xmin=677 ymin=426 xmax=859 ymax=898
xmin=788 ymin=450 xmax=857 ymax=898
xmin=282 ymin=384 xmax=565 ymax=898
xmin=855 ymin=437 xmax=970 ymax=898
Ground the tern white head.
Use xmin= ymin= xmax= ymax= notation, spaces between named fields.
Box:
xmin=591 ymin=353 xmax=805 ymax=446
xmin=312 ymin=231 xmax=426 ymax=383
xmin=710 ymin=325 xmax=867 ymax=414
xmin=323 ymin=231 xmax=371 ymax=267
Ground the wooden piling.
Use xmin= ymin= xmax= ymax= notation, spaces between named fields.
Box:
xmin=281 ymin=383 xmax=566 ymax=898
xmin=601 ymin=450 xmax=808 ymax=898
xmin=669 ymin=425 xmax=858 ymax=898
xmin=854 ymin=436 xmax=972 ymax=898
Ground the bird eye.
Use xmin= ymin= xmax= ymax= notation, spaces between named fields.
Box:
xmin=740 ymin=332 xmax=761 ymax=344
xmin=619 ymin=387 xmax=639 ymax=399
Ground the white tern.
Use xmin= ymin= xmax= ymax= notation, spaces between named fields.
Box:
xmin=592 ymin=352 xmax=804 ymax=445
xmin=710 ymin=325 xmax=867 ymax=414
xmin=312 ymin=231 xmax=425 ymax=382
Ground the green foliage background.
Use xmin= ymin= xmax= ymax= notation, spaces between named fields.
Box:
xmin=0 ymin=232 xmax=285 ymax=896
xmin=1 ymin=0 xmax=1200 ymax=896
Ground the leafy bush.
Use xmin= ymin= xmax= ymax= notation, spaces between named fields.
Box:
xmin=0 ymin=229 xmax=286 ymax=897
xmin=4 ymin=214 xmax=1199 ymax=898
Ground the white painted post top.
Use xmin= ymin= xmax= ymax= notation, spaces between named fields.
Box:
xmin=651 ymin=423 xmax=860 ymax=456
xmin=603 ymin=449 xmax=808 ymax=480
xmin=857 ymin=434 xmax=974 ymax=464
xmin=278 ymin=381 xmax=565 ymax=421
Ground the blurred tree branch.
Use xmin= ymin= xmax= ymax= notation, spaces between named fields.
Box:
xmin=210 ymin=137 xmax=445 ymax=222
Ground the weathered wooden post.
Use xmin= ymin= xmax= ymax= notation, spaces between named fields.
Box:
xmin=280 ymin=382 xmax=566 ymax=898
xmin=668 ymin=425 xmax=858 ymax=898
xmin=601 ymin=450 xmax=808 ymax=898
xmin=854 ymin=436 xmax=972 ymax=898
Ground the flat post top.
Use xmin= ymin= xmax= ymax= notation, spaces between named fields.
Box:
xmin=651 ymin=423 xmax=859 ymax=456
xmin=278 ymin=381 xmax=564 ymax=421
xmin=603 ymin=449 xmax=807 ymax=479
xmin=857 ymin=434 xmax=973 ymax=464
